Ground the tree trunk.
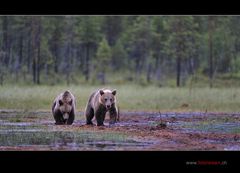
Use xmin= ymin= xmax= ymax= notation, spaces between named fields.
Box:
xmin=188 ymin=57 xmax=194 ymax=75
xmin=208 ymin=16 xmax=213 ymax=88
xmin=135 ymin=57 xmax=140 ymax=81
xmin=176 ymin=55 xmax=181 ymax=87
xmin=147 ymin=63 xmax=152 ymax=83
xmin=33 ymin=56 xmax=37 ymax=84
xmin=175 ymin=17 xmax=182 ymax=88
xmin=27 ymin=34 xmax=31 ymax=74
xmin=53 ymin=40 xmax=60 ymax=74
xmin=65 ymin=42 xmax=71 ymax=86
xmin=85 ymin=43 xmax=90 ymax=81
xmin=0 ymin=53 xmax=3 ymax=85
xmin=0 ymin=74 xmax=3 ymax=85
xmin=31 ymin=17 xmax=38 ymax=84
xmin=19 ymin=32 xmax=23 ymax=70
xmin=99 ymin=71 xmax=105 ymax=85
xmin=15 ymin=29 xmax=23 ymax=82
xmin=36 ymin=25 xmax=41 ymax=85
xmin=2 ymin=16 xmax=10 ymax=67
xmin=155 ymin=55 xmax=162 ymax=81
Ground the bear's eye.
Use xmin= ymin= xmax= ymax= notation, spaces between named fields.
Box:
xmin=110 ymin=98 xmax=113 ymax=102
xmin=104 ymin=98 xmax=107 ymax=102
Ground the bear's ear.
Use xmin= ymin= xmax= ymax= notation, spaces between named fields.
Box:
xmin=69 ymin=100 xmax=72 ymax=105
xmin=59 ymin=100 xmax=63 ymax=105
xmin=112 ymin=90 xmax=117 ymax=96
xmin=100 ymin=90 xmax=104 ymax=96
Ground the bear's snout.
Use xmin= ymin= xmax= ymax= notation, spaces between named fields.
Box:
xmin=106 ymin=105 xmax=111 ymax=109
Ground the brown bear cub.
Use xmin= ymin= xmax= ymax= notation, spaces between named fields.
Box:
xmin=85 ymin=89 xmax=119 ymax=126
xmin=52 ymin=90 xmax=76 ymax=125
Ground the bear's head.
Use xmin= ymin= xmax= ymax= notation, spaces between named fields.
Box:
xmin=99 ymin=89 xmax=117 ymax=110
xmin=59 ymin=91 xmax=73 ymax=120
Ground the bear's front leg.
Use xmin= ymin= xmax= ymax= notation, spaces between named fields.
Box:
xmin=54 ymin=110 xmax=65 ymax=125
xmin=66 ymin=110 xmax=75 ymax=125
xmin=109 ymin=108 xmax=118 ymax=125
xmin=95 ymin=108 xmax=106 ymax=126
xmin=95 ymin=114 xmax=105 ymax=126
xmin=55 ymin=121 xmax=64 ymax=125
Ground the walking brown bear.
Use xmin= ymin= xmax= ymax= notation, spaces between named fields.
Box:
xmin=52 ymin=90 xmax=76 ymax=125
xmin=84 ymin=88 xmax=119 ymax=126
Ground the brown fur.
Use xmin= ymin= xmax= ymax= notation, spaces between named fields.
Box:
xmin=84 ymin=88 xmax=118 ymax=126
xmin=52 ymin=90 xmax=76 ymax=125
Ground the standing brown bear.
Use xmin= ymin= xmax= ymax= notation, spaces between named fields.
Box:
xmin=52 ymin=90 xmax=76 ymax=125
xmin=84 ymin=88 xmax=119 ymax=126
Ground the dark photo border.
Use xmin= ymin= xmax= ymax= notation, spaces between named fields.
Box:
xmin=0 ymin=2 xmax=239 ymax=172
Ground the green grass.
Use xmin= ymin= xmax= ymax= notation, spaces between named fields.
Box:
xmin=0 ymin=84 xmax=240 ymax=112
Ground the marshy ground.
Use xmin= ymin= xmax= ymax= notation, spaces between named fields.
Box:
xmin=1 ymin=85 xmax=240 ymax=150
xmin=0 ymin=109 xmax=239 ymax=150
